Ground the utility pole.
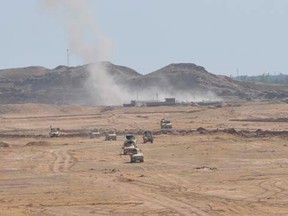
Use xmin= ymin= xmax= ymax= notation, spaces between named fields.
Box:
xmin=67 ymin=49 xmax=70 ymax=67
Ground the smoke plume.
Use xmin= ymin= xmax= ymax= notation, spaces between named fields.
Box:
xmin=44 ymin=0 xmax=221 ymax=105
xmin=44 ymin=0 xmax=131 ymax=105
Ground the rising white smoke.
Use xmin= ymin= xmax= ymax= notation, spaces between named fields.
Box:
xmin=45 ymin=0 xmax=106 ymax=61
xmin=43 ymin=0 xmax=221 ymax=105
xmin=44 ymin=0 xmax=131 ymax=105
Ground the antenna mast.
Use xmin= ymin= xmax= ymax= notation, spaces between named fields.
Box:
xmin=67 ymin=49 xmax=70 ymax=67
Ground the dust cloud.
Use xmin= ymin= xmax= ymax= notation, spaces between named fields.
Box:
xmin=44 ymin=0 xmax=131 ymax=105
xmin=134 ymin=88 xmax=221 ymax=103
xmin=44 ymin=0 xmax=220 ymax=105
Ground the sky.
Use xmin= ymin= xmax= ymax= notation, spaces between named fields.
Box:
xmin=0 ymin=0 xmax=288 ymax=76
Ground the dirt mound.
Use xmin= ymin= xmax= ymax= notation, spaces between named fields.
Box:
xmin=101 ymin=168 xmax=120 ymax=174
xmin=196 ymin=166 xmax=217 ymax=171
xmin=117 ymin=176 xmax=134 ymax=183
xmin=224 ymin=128 xmax=238 ymax=134
xmin=197 ymin=127 xmax=206 ymax=134
xmin=26 ymin=141 xmax=50 ymax=146
xmin=0 ymin=142 xmax=10 ymax=148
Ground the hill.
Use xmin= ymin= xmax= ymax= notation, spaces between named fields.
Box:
xmin=0 ymin=62 xmax=141 ymax=105
xmin=0 ymin=62 xmax=287 ymax=105
xmin=128 ymin=63 xmax=259 ymax=100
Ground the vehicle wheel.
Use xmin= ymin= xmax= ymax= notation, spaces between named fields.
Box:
xmin=141 ymin=158 xmax=144 ymax=162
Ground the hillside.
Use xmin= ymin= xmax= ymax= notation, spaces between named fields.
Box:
xmin=0 ymin=62 xmax=287 ymax=105
xmin=0 ymin=62 xmax=141 ymax=105
xmin=129 ymin=63 xmax=259 ymax=100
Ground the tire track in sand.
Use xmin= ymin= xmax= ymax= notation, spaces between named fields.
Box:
xmin=115 ymin=176 xmax=208 ymax=216
xmin=135 ymin=160 xmax=259 ymax=215
xmin=50 ymin=149 xmax=76 ymax=173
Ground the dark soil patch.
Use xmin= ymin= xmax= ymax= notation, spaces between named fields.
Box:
xmin=0 ymin=142 xmax=10 ymax=148
xmin=26 ymin=141 xmax=51 ymax=146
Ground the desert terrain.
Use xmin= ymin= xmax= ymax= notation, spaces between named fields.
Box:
xmin=0 ymin=101 xmax=288 ymax=215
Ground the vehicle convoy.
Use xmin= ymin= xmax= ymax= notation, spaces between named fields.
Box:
xmin=122 ymin=133 xmax=137 ymax=155
xmin=130 ymin=148 xmax=144 ymax=163
xmin=49 ymin=126 xmax=60 ymax=137
xmin=142 ymin=130 xmax=154 ymax=143
xmin=160 ymin=119 xmax=172 ymax=129
xmin=105 ymin=131 xmax=117 ymax=141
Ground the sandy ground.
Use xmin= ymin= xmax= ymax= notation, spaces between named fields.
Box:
xmin=0 ymin=101 xmax=288 ymax=215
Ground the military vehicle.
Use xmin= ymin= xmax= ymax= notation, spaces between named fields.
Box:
xmin=130 ymin=148 xmax=144 ymax=163
xmin=105 ymin=131 xmax=117 ymax=141
xmin=49 ymin=126 xmax=60 ymax=138
xmin=142 ymin=130 xmax=154 ymax=143
xmin=160 ymin=119 xmax=172 ymax=129
xmin=125 ymin=133 xmax=136 ymax=142
xmin=90 ymin=128 xmax=101 ymax=138
xmin=122 ymin=133 xmax=137 ymax=155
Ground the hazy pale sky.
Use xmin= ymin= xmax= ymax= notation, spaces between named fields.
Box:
xmin=0 ymin=0 xmax=287 ymax=76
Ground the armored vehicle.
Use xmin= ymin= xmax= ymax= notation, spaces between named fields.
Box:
xmin=90 ymin=129 xmax=101 ymax=138
xmin=122 ymin=133 xmax=137 ymax=155
xmin=105 ymin=131 xmax=117 ymax=141
xmin=142 ymin=130 xmax=154 ymax=143
xmin=125 ymin=133 xmax=136 ymax=141
xmin=160 ymin=119 xmax=172 ymax=129
xmin=130 ymin=148 xmax=144 ymax=163
xmin=49 ymin=127 xmax=60 ymax=138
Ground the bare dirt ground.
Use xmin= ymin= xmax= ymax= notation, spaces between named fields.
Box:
xmin=0 ymin=101 xmax=288 ymax=215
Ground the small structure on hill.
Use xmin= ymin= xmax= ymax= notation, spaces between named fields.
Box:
xmin=123 ymin=98 xmax=176 ymax=107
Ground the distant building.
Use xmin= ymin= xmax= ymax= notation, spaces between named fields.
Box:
xmin=123 ymin=98 xmax=176 ymax=107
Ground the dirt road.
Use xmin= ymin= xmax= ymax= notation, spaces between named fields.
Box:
xmin=0 ymin=101 xmax=288 ymax=215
